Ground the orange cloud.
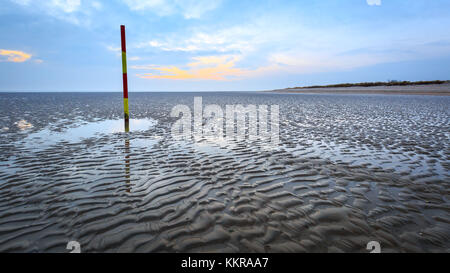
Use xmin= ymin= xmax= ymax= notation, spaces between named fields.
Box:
xmin=136 ymin=55 xmax=245 ymax=81
xmin=0 ymin=49 xmax=32 ymax=63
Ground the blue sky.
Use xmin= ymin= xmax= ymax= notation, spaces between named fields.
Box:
xmin=1 ymin=0 xmax=450 ymax=91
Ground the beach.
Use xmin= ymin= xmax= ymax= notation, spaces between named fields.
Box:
xmin=270 ymin=83 xmax=450 ymax=96
xmin=0 ymin=92 xmax=448 ymax=253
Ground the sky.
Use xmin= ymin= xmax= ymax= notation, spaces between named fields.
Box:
xmin=1 ymin=0 xmax=450 ymax=92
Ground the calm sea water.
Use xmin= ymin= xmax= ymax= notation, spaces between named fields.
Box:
xmin=0 ymin=92 xmax=448 ymax=252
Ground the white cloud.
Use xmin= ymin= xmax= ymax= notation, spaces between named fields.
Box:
xmin=129 ymin=56 xmax=141 ymax=61
xmin=122 ymin=0 xmax=222 ymax=19
xmin=367 ymin=0 xmax=381 ymax=6
xmin=13 ymin=0 xmax=81 ymax=12
xmin=91 ymin=1 xmax=102 ymax=10
xmin=176 ymin=0 xmax=222 ymax=19
xmin=130 ymin=64 xmax=158 ymax=69
xmin=267 ymin=50 xmax=396 ymax=74
xmin=132 ymin=15 xmax=450 ymax=80
xmin=106 ymin=45 xmax=122 ymax=57
xmin=10 ymin=0 xmax=93 ymax=25
xmin=134 ymin=23 xmax=276 ymax=54
xmin=106 ymin=45 xmax=121 ymax=52
xmin=50 ymin=0 xmax=81 ymax=13
xmin=11 ymin=0 xmax=32 ymax=5
xmin=123 ymin=0 xmax=173 ymax=16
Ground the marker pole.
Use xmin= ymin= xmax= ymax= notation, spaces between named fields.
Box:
xmin=121 ymin=25 xmax=130 ymax=132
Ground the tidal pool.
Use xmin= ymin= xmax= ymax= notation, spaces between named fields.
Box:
xmin=19 ymin=118 xmax=157 ymax=149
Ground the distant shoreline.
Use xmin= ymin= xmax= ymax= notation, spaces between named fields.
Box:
xmin=268 ymin=81 xmax=450 ymax=96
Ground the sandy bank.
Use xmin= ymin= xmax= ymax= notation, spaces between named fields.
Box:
xmin=269 ymin=83 xmax=450 ymax=96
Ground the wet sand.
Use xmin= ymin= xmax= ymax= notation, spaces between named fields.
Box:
xmin=270 ymin=83 xmax=450 ymax=96
xmin=0 ymin=92 xmax=449 ymax=253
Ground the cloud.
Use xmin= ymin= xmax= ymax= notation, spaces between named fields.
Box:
xmin=123 ymin=0 xmax=173 ymax=15
xmin=13 ymin=0 xmax=81 ymax=12
xmin=122 ymin=0 xmax=222 ymax=19
xmin=176 ymin=0 xmax=222 ymax=19
xmin=130 ymin=64 xmax=158 ymax=69
xmin=134 ymin=24 xmax=271 ymax=54
xmin=127 ymin=4 xmax=450 ymax=83
xmin=0 ymin=49 xmax=32 ymax=62
xmin=91 ymin=1 xmax=102 ymax=10
xmin=11 ymin=0 xmax=31 ymax=5
xmin=129 ymin=56 xmax=141 ymax=61
xmin=135 ymin=55 xmax=246 ymax=80
xmin=132 ymin=42 xmax=430 ymax=81
xmin=188 ymin=55 xmax=241 ymax=67
xmin=267 ymin=51 xmax=389 ymax=74
xmin=50 ymin=0 xmax=81 ymax=13
xmin=131 ymin=20 xmax=408 ymax=80
xmin=10 ymin=0 xmax=93 ymax=25
xmin=106 ymin=45 xmax=122 ymax=57
xmin=367 ymin=0 xmax=381 ymax=6
xmin=106 ymin=45 xmax=121 ymax=52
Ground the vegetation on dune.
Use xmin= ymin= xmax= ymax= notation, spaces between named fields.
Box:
xmin=287 ymin=80 xmax=449 ymax=89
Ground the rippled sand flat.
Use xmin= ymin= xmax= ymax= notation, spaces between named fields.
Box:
xmin=0 ymin=92 xmax=448 ymax=253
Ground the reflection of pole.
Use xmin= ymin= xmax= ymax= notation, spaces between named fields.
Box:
xmin=124 ymin=137 xmax=131 ymax=193
xmin=121 ymin=25 xmax=130 ymax=132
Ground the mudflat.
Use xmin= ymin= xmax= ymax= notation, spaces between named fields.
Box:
xmin=0 ymin=92 xmax=448 ymax=252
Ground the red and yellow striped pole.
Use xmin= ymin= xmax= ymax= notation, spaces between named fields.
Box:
xmin=121 ymin=25 xmax=130 ymax=132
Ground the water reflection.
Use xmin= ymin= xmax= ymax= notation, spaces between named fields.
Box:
xmin=21 ymin=118 xmax=156 ymax=150
xmin=125 ymin=118 xmax=130 ymax=133
xmin=124 ymin=136 xmax=131 ymax=193
xmin=124 ymin=117 xmax=131 ymax=192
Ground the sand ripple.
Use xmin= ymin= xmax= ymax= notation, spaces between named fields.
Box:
xmin=0 ymin=92 xmax=448 ymax=252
